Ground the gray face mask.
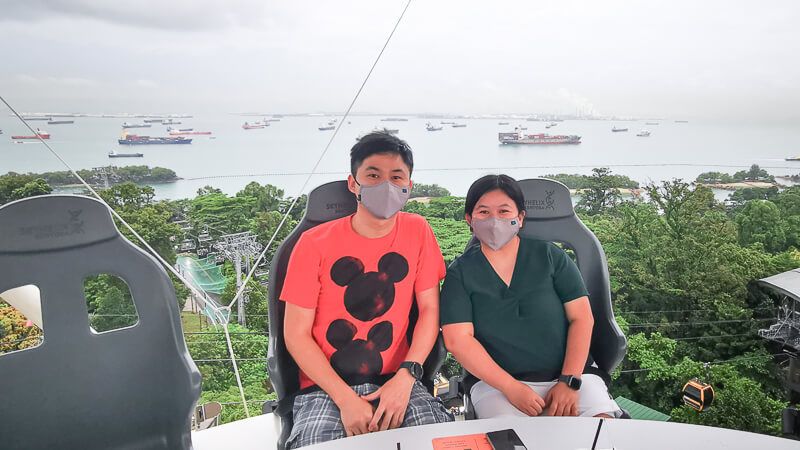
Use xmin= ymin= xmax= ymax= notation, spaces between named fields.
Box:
xmin=356 ymin=180 xmax=410 ymax=219
xmin=471 ymin=217 xmax=521 ymax=251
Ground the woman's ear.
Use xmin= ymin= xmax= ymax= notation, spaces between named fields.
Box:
xmin=465 ymin=213 xmax=471 ymax=226
xmin=518 ymin=210 xmax=526 ymax=227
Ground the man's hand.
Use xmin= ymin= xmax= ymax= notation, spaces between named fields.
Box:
xmin=545 ymin=381 xmax=579 ymax=417
xmin=338 ymin=394 xmax=376 ymax=437
xmin=502 ymin=381 xmax=546 ymax=416
xmin=360 ymin=369 xmax=415 ymax=431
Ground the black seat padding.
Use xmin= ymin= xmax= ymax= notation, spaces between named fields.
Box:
xmin=267 ymin=180 xmax=447 ymax=450
xmin=0 ymin=195 xmax=201 ymax=449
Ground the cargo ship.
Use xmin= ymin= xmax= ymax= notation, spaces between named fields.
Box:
xmin=12 ymin=130 xmax=50 ymax=139
xmin=122 ymin=122 xmax=152 ymax=128
xmin=242 ymin=122 xmax=265 ymax=129
xmin=118 ymin=131 xmax=191 ymax=145
xmin=48 ymin=120 xmax=74 ymax=125
xmin=168 ymin=127 xmax=211 ymax=135
xmin=498 ymin=132 xmax=581 ymax=145
xmin=108 ymin=151 xmax=144 ymax=158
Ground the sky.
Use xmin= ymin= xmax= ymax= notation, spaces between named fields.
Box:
xmin=0 ymin=0 xmax=798 ymax=121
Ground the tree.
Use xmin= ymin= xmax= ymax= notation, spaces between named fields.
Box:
xmin=577 ymin=168 xmax=623 ymax=215
xmin=410 ymin=183 xmax=451 ymax=198
xmin=251 ymin=210 xmax=297 ymax=266
xmin=735 ymin=200 xmax=785 ymax=253
xmin=9 ymin=178 xmax=52 ymax=201
xmin=0 ymin=173 xmax=51 ymax=205
xmin=189 ymin=192 xmax=255 ymax=234
xmin=237 ymin=182 xmax=284 ymax=215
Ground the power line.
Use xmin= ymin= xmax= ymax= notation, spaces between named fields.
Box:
xmin=192 ymin=358 xmax=267 ymax=363
xmin=619 ymin=307 xmax=775 ymax=315
xmin=627 ymin=318 xmax=774 ymax=328
xmin=619 ymin=352 xmax=788 ymax=374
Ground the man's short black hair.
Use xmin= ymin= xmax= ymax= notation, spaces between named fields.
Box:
xmin=464 ymin=174 xmax=526 ymax=217
xmin=350 ymin=130 xmax=414 ymax=177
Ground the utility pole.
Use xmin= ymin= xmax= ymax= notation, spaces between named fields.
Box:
xmin=213 ymin=232 xmax=262 ymax=327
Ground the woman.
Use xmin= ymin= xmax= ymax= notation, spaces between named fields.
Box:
xmin=440 ymin=174 xmax=621 ymax=418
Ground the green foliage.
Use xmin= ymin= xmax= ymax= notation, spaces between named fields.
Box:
xmin=576 ymin=168 xmax=623 ymax=215
xmin=189 ymin=190 xmax=255 ymax=234
xmin=0 ymin=173 xmax=53 ymax=204
xmin=251 ymin=210 xmax=297 ymax=265
xmin=735 ymin=200 xmax=785 ymax=253
xmin=198 ymin=383 xmax=276 ymax=425
xmin=237 ymin=182 xmax=284 ymax=215
xmin=545 ymin=172 xmax=639 ymax=190
xmin=185 ymin=323 xmax=269 ymax=393
xmin=426 ymin=218 xmax=472 ymax=267
xmin=410 ymin=183 xmax=451 ymax=198
xmin=0 ymin=299 xmax=42 ymax=354
xmin=696 ymin=171 xmax=735 ymax=184
xmin=441 ymin=353 xmax=464 ymax=378
xmin=221 ymin=278 xmax=269 ymax=332
xmin=403 ymin=196 xmax=466 ymax=221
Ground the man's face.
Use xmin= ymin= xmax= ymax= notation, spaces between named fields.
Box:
xmin=348 ymin=153 xmax=411 ymax=196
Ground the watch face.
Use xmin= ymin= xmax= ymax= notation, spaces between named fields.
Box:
xmin=568 ymin=377 xmax=582 ymax=390
xmin=409 ymin=363 xmax=423 ymax=380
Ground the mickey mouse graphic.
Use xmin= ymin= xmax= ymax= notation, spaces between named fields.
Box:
xmin=326 ymin=252 xmax=408 ymax=377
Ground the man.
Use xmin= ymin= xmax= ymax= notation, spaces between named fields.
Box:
xmin=280 ymin=131 xmax=452 ymax=448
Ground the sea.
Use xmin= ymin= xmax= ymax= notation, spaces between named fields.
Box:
xmin=1 ymin=114 xmax=798 ymax=202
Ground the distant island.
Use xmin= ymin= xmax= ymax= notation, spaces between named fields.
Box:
xmin=2 ymin=166 xmax=179 ymax=188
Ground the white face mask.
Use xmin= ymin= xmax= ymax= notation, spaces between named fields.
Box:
xmin=356 ymin=180 xmax=410 ymax=219
xmin=471 ymin=216 xmax=521 ymax=251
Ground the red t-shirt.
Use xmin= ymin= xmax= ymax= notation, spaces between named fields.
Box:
xmin=280 ymin=212 xmax=446 ymax=389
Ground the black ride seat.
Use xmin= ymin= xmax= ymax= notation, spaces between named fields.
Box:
xmin=0 ymin=195 xmax=201 ymax=449
xmin=265 ymin=180 xmax=447 ymax=450
xmin=456 ymin=178 xmax=627 ymax=418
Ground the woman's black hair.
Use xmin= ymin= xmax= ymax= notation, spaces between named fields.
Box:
xmin=464 ymin=174 xmax=526 ymax=217
xmin=350 ymin=130 xmax=414 ymax=177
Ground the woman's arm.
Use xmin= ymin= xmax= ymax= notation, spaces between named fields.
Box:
xmin=443 ymin=322 xmax=545 ymax=416
xmin=547 ymin=296 xmax=593 ymax=416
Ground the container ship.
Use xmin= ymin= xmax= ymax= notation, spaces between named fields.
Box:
xmin=498 ymin=132 xmax=581 ymax=145
xmin=12 ymin=130 xmax=50 ymax=139
xmin=118 ymin=131 xmax=191 ymax=145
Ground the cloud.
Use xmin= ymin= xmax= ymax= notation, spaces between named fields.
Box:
xmin=0 ymin=0 xmax=271 ymax=31
xmin=14 ymin=74 xmax=97 ymax=86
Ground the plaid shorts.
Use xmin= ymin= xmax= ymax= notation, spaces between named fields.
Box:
xmin=286 ymin=381 xmax=453 ymax=449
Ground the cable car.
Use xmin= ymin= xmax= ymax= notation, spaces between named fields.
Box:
xmin=682 ymin=378 xmax=714 ymax=411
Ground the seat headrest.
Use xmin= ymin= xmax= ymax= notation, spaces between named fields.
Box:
xmin=0 ymin=195 xmax=118 ymax=253
xmin=303 ymin=180 xmax=357 ymax=223
xmin=519 ymin=178 xmax=575 ymax=219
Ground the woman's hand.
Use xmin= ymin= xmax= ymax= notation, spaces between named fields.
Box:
xmin=502 ymin=380 xmax=546 ymax=416
xmin=546 ymin=382 xmax=579 ymax=416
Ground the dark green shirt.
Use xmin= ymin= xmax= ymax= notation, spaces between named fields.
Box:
xmin=440 ymin=237 xmax=589 ymax=376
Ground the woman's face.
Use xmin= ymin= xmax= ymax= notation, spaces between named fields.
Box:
xmin=467 ymin=189 xmax=523 ymax=224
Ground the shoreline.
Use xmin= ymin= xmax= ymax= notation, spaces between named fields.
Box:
xmin=695 ymin=181 xmax=782 ymax=191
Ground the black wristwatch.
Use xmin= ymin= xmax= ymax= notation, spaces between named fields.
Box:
xmin=398 ymin=361 xmax=424 ymax=381
xmin=557 ymin=374 xmax=582 ymax=391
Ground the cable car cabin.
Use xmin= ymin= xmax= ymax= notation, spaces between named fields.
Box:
xmin=180 ymin=239 xmax=196 ymax=251
xmin=683 ymin=378 xmax=714 ymax=411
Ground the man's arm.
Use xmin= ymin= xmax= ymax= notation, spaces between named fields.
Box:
xmin=361 ymin=285 xmax=440 ymax=431
xmin=284 ymin=302 xmax=374 ymax=437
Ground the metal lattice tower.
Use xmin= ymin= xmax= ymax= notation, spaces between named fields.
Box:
xmin=212 ymin=232 xmax=262 ymax=327
xmin=91 ymin=166 xmax=119 ymax=190
xmin=758 ymin=296 xmax=800 ymax=351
